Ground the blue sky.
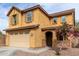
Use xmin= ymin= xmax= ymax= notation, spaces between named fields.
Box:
xmin=0 ymin=3 xmax=79 ymax=33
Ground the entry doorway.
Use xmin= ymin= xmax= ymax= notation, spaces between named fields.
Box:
xmin=45 ymin=31 xmax=52 ymax=47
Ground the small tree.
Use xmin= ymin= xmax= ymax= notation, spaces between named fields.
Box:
xmin=55 ymin=22 xmax=75 ymax=55
xmin=60 ymin=22 xmax=69 ymax=40
xmin=55 ymin=22 xmax=68 ymax=55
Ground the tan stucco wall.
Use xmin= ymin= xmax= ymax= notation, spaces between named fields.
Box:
xmin=21 ymin=10 xmax=39 ymax=27
xmin=66 ymin=14 xmax=74 ymax=25
xmin=8 ymin=9 xmax=40 ymax=28
xmin=6 ymin=8 xmax=75 ymax=48
xmin=50 ymin=14 xmax=74 ymax=27
xmin=29 ymin=28 xmax=43 ymax=48
xmin=34 ymin=28 xmax=43 ymax=48
xmin=31 ymin=9 xmax=51 ymax=48
xmin=8 ymin=8 xmax=74 ymax=29
xmin=8 ymin=9 xmax=22 ymax=28
xmin=29 ymin=29 xmax=36 ymax=48
xmin=6 ymin=32 xmax=10 ymax=46
xmin=37 ymin=9 xmax=51 ymax=28
xmin=7 ymin=9 xmax=50 ymax=48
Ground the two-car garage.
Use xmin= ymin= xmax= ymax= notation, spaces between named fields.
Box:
xmin=9 ymin=31 xmax=30 ymax=48
xmin=5 ymin=24 xmax=39 ymax=48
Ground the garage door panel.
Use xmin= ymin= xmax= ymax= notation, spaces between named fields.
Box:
xmin=9 ymin=31 xmax=30 ymax=48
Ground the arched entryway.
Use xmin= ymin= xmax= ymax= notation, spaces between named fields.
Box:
xmin=45 ymin=31 xmax=52 ymax=47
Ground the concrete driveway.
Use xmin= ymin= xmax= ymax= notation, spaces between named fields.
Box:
xmin=0 ymin=47 xmax=51 ymax=56
xmin=0 ymin=47 xmax=16 ymax=56
xmin=2 ymin=47 xmax=79 ymax=56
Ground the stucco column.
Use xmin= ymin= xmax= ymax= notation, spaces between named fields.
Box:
xmin=52 ymin=31 xmax=57 ymax=47
xmin=6 ymin=32 xmax=9 ymax=47
xmin=42 ymin=32 xmax=46 ymax=47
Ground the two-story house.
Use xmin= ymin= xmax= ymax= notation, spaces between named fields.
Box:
xmin=4 ymin=5 xmax=75 ymax=48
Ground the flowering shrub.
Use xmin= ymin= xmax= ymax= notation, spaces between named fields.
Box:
xmin=55 ymin=22 xmax=79 ymax=48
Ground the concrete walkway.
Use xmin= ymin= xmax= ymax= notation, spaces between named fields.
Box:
xmin=60 ymin=48 xmax=79 ymax=56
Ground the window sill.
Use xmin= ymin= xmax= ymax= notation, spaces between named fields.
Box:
xmin=25 ymin=21 xmax=32 ymax=23
xmin=11 ymin=24 xmax=17 ymax=26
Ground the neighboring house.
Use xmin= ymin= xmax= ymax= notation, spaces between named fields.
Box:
xmin=4 ymin=5 xmax=75 ymax=48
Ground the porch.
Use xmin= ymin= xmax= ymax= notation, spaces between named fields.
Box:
xmin=41 ymin=26 xmax=72 ymax=49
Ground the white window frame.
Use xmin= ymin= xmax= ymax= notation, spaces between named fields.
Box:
xmin=25 ymin=11 xmax=32 ymax=22
xmin=61 ymin=16 xmax=66 ymax=23
xmin=53 ymin=17 xmax=57 ymax=24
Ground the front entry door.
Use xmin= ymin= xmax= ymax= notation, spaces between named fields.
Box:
xmin=45 ymin=32 xmax=52 ymax=47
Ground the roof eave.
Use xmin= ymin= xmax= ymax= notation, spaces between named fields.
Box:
xmin=7 ymin=6 xmax=22 ymax=16
xmin=22 ymin=5 xmax=49 ymax=17
xmin=49 ymin=9 xmax=75 ymax=17
xmin=4 ymin=24 xmax=40 ymax=31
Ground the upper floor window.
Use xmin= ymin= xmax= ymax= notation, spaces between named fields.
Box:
xmin=53 ymin=17 xmax=57 ymax=24
xmin=25 ymin=11 xmax=32 ymax=22
xmin=12 ymin=15 xmax=17 ymax=25
xmin=61 ymin=16 xmax=66 ymax=23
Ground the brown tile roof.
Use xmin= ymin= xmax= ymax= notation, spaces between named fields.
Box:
xmin=22 ymin=5 xmax=49 ymax=16
xmin=7 ymin=5 xmax=75 ymax=18
xmin=49 ymin=9 xmax=75 ymax=17
xmin=4 ymin=24 xmax=39 ymax=31
xmin=7 ymin=5 xmax=49 ymax=17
